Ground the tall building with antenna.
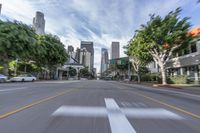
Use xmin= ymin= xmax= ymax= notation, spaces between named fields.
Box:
xmin=33 ymin=11 xmax=45 ymax=34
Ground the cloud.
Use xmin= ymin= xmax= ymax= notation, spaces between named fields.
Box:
xmin=0 ymin=0 xmax=199 ymax=72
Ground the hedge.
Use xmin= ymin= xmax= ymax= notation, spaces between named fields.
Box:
xmin=168 ymin=75 xmax=189 ymax=84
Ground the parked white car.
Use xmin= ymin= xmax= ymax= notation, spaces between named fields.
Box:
xmin=10 ymin=74 xmax=36 ymax=82
xmin=0 ymin=74 xmax=8 ymax=83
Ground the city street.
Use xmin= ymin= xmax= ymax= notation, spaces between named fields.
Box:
xmin=0 ymin=80 xmax=200 ymax=133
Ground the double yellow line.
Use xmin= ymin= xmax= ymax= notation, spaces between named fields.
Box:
xmin=130 ymin=91 xmax=200 ymax=119
xmin=0 ymin=89 xmax=76 ymax=119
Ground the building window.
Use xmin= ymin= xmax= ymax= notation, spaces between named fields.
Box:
xmin=177 ymin=68 xmax=181 ymax=75
xmin=168 ymin=69 xmax=172 ymax=76
xmin=170 ymin=69 xmax=175 ymax=76
xmin=191 ymin=43 xmax=197 ymax=53
xmin=183 ymin=48 xmax=190 ymax=55
xmin=178 ymin=50 xmax=183 ymax=56
xmin=182 ymin=67 xmax=187 ymax=75
xmin=172 ymin=52 xmax=177 ymax=58
xmin=153 ymin=62 xmax=156 ymax=68
xmin=189 ymin=66 xmax=196 ymax=77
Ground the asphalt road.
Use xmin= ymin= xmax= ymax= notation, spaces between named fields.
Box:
xmin=0 ymin=80 xmax=200 ymax=133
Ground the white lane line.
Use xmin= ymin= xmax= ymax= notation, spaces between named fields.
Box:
xmin=0 ymin=87 xmax=28 ymax=92
xmin=105 ymin=98 xmax=137 ymax=133
xmin=52 ymin=106 xmax=107 ymax=117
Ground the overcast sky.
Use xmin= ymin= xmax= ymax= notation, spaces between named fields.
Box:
xmin=0 ymin=0 xmax=200 ymax=72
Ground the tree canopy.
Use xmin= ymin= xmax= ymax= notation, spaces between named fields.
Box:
xmin=0 ymin=20 xmax=68 ymax=76
xmin=126 ymin=35 xmax=152 ymax=82
xmin=80 ymin=67 xmax=91 ymax=77
xmin=0 ymin=20 xmax=37 ymax=75
xmin=128 ymin=8 xmax=195 ymax=84
xmin=68 ymin=67 xmax=77 ymax=77
xmin=0 ymin=20 xmax=37 ymax=62
xmin=35 ymin=34 xmax=68 ymax=68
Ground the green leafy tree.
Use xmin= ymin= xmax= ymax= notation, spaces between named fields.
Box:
xmin=68 ymin=67 xmax=77 ymax=77
xmin=35 ymin=34 xmax=68 ymax=78
xmin=80 ymin=67 xmax=91 ymax=78
xmin=136 ymin=8 xmax=194 ymax=84
xmin=116 ymin=63 xmax=128 ymax=80
xmin=126 ymin=36 xmax=152 ymax=83
xmin=0 ymin=20 xmax=37 ymax=75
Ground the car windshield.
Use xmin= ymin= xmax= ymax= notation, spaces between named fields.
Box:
xmin=18 ymin=75 xmax=27 ymax=77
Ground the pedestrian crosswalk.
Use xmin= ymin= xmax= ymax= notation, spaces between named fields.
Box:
xmin=52 ymin=98 xmax=183 ymax=133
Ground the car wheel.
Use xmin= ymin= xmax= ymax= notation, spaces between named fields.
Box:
xmin=32 ymin=79 xmax=35 ymax=82
xmin=22 ymin=79 xmax=25 ymax=82
xmin=0 ymin=79 xmax=3 ymax=83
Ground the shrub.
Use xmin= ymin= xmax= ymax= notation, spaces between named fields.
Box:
xmin=141 ymin=74 xmax=152 ymax=81
xmin=168 ymin=75 xmax=189 ymax=84
xmin=131 ymin=73 xmax=162 ymax=83
xmin=131 ymin=75 xmax=138 ymax=81
xmin=140 ymin=73 xmax=161 ymax=82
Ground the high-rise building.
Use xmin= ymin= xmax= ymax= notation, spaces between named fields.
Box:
xmin=67 ymin=46 xmax=77 ymax=64
xmin=75 ymin=48 xmax=81 ymax=64
xmin=33 ymin=11 xmax=45 ymax=35
xmin=68 ymin=45 xmax=74 ymax=52
xmin=79 ymin=48 xmax=91 ymax=70
xmin=80 ymin=41 xmax=94 ymax=70
xmin=111 ymin=42 xmax=120 ymax=59
xmin=101 ymin=48 xmax=109 ymax=74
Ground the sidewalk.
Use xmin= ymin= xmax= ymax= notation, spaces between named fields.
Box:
xmin=123 ymin=81 xmax=200 ymax=89
xmin=121 ymin=81 xmax=200 ymax=95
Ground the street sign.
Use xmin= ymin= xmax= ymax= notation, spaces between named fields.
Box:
xmin=110 ymin=57 xmax=129 ymax=65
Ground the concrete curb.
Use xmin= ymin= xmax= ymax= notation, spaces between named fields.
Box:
xmin=121 ymin=81 xmax=183 ymax=89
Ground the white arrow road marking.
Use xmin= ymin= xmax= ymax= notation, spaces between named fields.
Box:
xmin=52 ymin=98 xmax=183 ymax=133
xmin=123 ymin=108 xmax=183 ymax=119
xmin=52 ymin=106 xmax=182 ymax=119
xmin=105 ymin=98 xmax=137 ymax=133
xmin=52 ymin=106 xmax=107 ymax=117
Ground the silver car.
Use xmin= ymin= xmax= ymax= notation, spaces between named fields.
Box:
xmin=0 ymin=74 xmax=8 ymax=83
xmin=10 ymin=74 xmax=36 ymax=82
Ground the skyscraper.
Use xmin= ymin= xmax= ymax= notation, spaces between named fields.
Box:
xmin=111 ymin=42 xmax=120 ymax=59
xmin=33 ymin=11 xmax=45 ymax=34
xmin=80 ymin=41 xmax=94 ymax=70
xmin=101 ymin=48 xmax=109 ymax=74
xmin=79 ymin=48 xmax=91 ymax=70
xmin=68 ymin=45 xmax=74 ymax=53
xmin=67 ymin=45 xmax=77 ymax=64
